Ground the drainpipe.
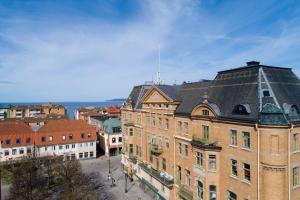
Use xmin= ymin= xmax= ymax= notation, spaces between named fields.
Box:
xmin=288 ymin=124 xmax=294 ymax=200
xmin=256 ymin=123 xmax=260 ymax=200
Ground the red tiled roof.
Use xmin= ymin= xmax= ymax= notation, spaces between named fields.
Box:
xmin=38 ymin=119 xmax=97 ymax=133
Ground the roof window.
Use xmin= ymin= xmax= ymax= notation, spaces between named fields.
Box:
xmin=232 ymin=104 xmax=250 ymax=115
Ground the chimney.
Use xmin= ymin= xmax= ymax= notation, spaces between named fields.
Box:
xmin=246 ymin=61 xmax=260 ymax=66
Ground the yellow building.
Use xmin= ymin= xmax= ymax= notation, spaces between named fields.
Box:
xmin=121 ymin=61 xmax=300 ymax=200
xmin=9 ymin=104 xmax=65 ymax=118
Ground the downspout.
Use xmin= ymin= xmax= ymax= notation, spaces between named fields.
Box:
xmin=288 ymin=124 xmax=294 ymax=200
xmin=256 ymin=123 xmax=260 ymax=200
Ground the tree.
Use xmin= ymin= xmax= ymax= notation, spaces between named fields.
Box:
xmin=53 ymin=158 xmax=96 ymax=200
xmin=7 ymin=157 xmax=48 ymax=200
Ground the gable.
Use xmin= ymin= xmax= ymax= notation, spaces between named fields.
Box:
xmin=141 ymin=87 xmax=171 ymax=103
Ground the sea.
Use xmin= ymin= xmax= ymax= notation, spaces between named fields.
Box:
xmin=1 ymin=100 xmax=125 ymax=119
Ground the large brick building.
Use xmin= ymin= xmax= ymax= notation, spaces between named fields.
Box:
xmin=121 ymin=61 xmax=300 ymax=200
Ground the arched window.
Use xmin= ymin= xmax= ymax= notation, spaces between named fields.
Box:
xmin=232 ymin=104 xmax=250 ymax=115
xmin=197 ymin=181 xmax=203 ymax=200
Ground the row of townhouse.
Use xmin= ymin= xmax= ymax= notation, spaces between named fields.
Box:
xmin=121 ymin=61 xmax=300 ymax=200
xmin=0 ymin=119 xmax=97 ymax=161
xmin=0 ymin=103 xmax=66 ymax=120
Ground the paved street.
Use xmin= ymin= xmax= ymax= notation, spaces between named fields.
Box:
xmin=80 ymin=155 xmax=154 ymax=200
xmin=1 ymin=156 xmax=155 ymax=200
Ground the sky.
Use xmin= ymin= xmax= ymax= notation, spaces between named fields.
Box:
xmin=1 ymin=0 xmax=300 ymax=102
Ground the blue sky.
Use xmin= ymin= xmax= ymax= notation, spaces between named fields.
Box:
xmin=1 ymin=0 xmax=300 ymax=102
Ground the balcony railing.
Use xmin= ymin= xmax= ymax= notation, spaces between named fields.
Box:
xmin=139 ymin=162 xmax=174 ymax=188
xmin=128 ymin=154 xmax=137 ymax=164
xmin=178 ymin=185 xmax=193 ymax=200
xmin=150 ymin=144 xmax=163 ymax=156
xmin=191 ymin=136 xmax=222 ymax=151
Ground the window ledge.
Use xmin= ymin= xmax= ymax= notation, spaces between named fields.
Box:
xmin=229 ymin=145 xmax=238 ymax=148
xmin=242 ymin=179 xmax=251 ymax=185
xmin=293 ymin=185 xmax=300 ymax=190
xmin=230 ymin=175 xmax=239 ymax=180
xmin=241 ymin=147 xmax=252 ymax=152
xmin=292 ymin=150 xmax=300 ymax=154
xmin=208 ymin=169 xmax=216 ymax=173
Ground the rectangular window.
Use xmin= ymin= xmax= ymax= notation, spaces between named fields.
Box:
xmin=293 ymin=167 xmax=299 ymax=186
xmin=62 ymin=135 xmax=66 ymax=140
xmin=72 ymin=144 xmax=75 ymax=148
xmin=176 ymin=165 xmax=181 ymax=181
xmin=183 ymin=122 xmax=188 ymax=134
xmin=209 ymin=155 xmax=216 ymax=171
xmin=112 ymin=137 xmax=116 ymax=143
xmin=129 ymin=144 xmax=133 ymax=155
xmin=90 ymin=151 xmax=94 ymax=157
xmin=16 ymin=138 xmax=21 ymax=144
xmin=184 ymin=144 xmax=188 ymax=157
xmin=203 ymin=125 xmax=209 ymax=140
xmin=12 ymin=149 xmax=16 ymax=155
xmin=227 ymin=191 xmax=237 ymax=200
xmin=88 ymin=133 xmax=91 ymax=138
xmin=19 ymin=148 xmax=24 ymax=154
xmin=5 ymin=139 xmax=10 ymax=145
xmin=231 ymin=159 xmax=238 ymax=177
xmin=4 ymin=150 xmax=9 ymax=156
xmin=165 ymin=137 xmax=170 ymax=148
xmin=49 ymin=136 xmax=53 ymax=142
xmin=26 ymin=137 xmax=31 ymax=143
xmin=158 ymin=116 xmax=162 ymax=128
xmin=136 ymin=145 xmax=139 ymax=156
xmin=90 ymin=142 xmax=93 ymax=146
xmin=41 ymin=137 xmax=46 ymax=142
xmin=185 ymin=170 xmax=190 ymax=187
xmin=81 ymin=133 xmax=85 ymax=139
xmin=230 ymin=130 xmax=237 ymax=146
xmin=294 ymin=133 xmax=299 ymax=151
xmin=196 ymin=152 xmax=203 ymax=167
xmin=244 ymin=163 xmax=251 ymax=182
xmin=152 ymin=116 xmax=156 ymax=127
xmin=129 ymin=128 xmax=133 ymax=136
xmin=202 ymin=109 xmax=209 ymax=116
xmin=59 ymin=145 xmax=63 ymax=150
xmin=178 ymin=143 xmax=182 ymax=154
xmin=209 ymin=185 xmax=217 ymax=200
xmin=137 ymin=114 xmax=141 ymax=124
xmin=69 ymin=134 xmax=73 ymax=140
xmin=162 ymin=158 xmax=166 ymax=171
xmin=119 ymin=137 xmax=122 ymax=142
xmin=79 ymin=153 xmax=83 ymax=158
xmin=84 ymin=152 xmax=88 ymax=158
xmin=243 ymin=132 xmax=250 ymax=149
xmin=165 ymin=118 xmax=169 ymax=130
xmin=177 ymin=121 xmax=182 ymax=132
xmin=139 ymin=146 xmax=142 ymax=157
xmin=66 ymin=145 xmax=69 ymax=149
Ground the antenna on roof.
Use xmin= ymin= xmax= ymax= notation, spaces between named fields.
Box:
xmin=156 ymin=45 xmax=162 ymax=85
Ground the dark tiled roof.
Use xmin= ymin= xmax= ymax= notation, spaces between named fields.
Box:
xmin=126 ymin=62 xmax=300 ymax=125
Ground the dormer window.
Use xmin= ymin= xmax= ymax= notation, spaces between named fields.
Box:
xmin=290 ymin=105 xmax=299 ymax=117
xmin=232 ymin=104 xmax=250 ymax=115
xmin=263 ymin=90 xmax=270 ymax=97
xmin=202 ymin=109 xmax=210 ymax=116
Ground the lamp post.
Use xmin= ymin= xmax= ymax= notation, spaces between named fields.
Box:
xmin=124 ymin=171 xmax=128 ymax=193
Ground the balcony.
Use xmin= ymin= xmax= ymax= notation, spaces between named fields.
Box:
xmin=191 ymin=136 xmax=222 ymax=151
xmin=150 ymin=144 xmax=163 ymax=156
xmin=139 ymin=162 xmax=174 ymax=188
xmin=128 ymin=154 xmax=137 ymax=164
xmin=178 ymin=185 xmax=193 ymax=200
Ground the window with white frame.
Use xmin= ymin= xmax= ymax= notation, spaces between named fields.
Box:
xmin=243 ymin=163 xmax=251 ymax=182
xmin=185 ymin=170 xmax=190 ymax=187
xmin=227 ymin=191 xmax=237 ymax=200
xmin=209 ymin=155 xmax=216 ymax=171
xmin=243 ymin=132 xmax=250 ymax=149
xmin=230 ymin=130 xmax=237 ymax=146
xmin=293 ymin=166 xmax=299 ymax=187
xmin=196 ymin=152 xmax=203 ymax=167
xmin=231 ymin=159 xmax=238 ymax=177
xmin=294 ymin=133 xmax=299 ymax=151
xmin=196 ymin=180 xmax=203 ymax=200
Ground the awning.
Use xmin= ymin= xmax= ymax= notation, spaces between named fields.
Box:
xmin=137 ymin=176 xmax=167 ymax=200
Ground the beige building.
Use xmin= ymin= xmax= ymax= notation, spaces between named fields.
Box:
xmin=9 ymin=104 xmax=65 ymax=118
xmin=121 ymin=61 xmax=300 ymax=200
